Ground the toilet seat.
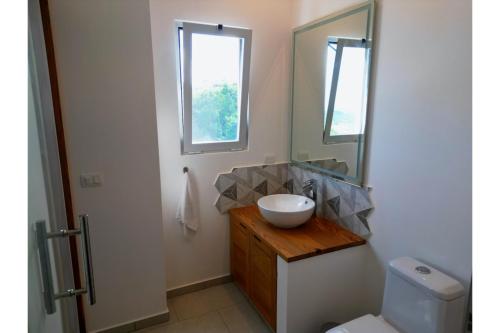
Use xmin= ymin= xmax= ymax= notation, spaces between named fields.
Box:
xmin=326 ymin=314 xmax=400 ymax=333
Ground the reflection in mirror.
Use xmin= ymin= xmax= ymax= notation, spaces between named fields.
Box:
xmin=291 ymin=1 xmax=374 ymax=186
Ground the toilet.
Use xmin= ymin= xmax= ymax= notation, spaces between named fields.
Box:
xmin=328 ymin=257 xmax=466 ymax=333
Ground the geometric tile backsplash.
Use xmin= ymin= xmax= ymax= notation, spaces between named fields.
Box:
xmin=214 ymin=163 xmax=290 ymax=214
xmin=214 ymin=163 xmax=374 ymax=237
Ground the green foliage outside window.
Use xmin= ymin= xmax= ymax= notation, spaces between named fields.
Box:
xmin=192 ymin=83 xmax=239 ymax=143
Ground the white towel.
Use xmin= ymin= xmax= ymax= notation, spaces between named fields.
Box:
xmin=176 ymin=171 xmax=199 ymax=235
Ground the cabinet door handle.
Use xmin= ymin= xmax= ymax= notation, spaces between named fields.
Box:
xmin=253 ymin=235 xmax=261 ymax=242
xmin=239 ymin=222 xmax=247 ymax=229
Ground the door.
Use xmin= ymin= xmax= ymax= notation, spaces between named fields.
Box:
xmin=29 ymin=51 xmax=67 ymax=333
xmin=28 ymin=0 xmax=95 ymax=331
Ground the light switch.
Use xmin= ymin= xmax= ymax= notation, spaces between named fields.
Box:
xmin=80 ymin=173 xmax=103 ymax=188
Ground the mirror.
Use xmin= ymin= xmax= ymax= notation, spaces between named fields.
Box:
xmin=290 ymin=1 xmax=374 ymax=186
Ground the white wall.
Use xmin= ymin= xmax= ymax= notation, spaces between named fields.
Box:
xmin=292 ymin=0 xmax=472 ymax=314
xmin=149 ymin=0 xmax=293 ymax=290
xmin=365 ymin=0 xmax=472 ymax=312
xmin=48 ymin=0 xmax=167 ymax=331
xmin=292 ymin=0 xmax=366 ymax=26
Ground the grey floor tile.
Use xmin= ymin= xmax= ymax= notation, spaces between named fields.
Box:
xmin=138 ymin=283 xmax=268 ymax=333
xmin=170 ymin=283 xmax=246 ymax=320
xmin=219 ymin=301 xmax=272 ymax=333
xmin=202 ymin=283 xmax=247 ymax=309
xmin=169 ymin=289 xmax=211 ymax=320
xmin=137 ymin=311 xmax=229 ymax=333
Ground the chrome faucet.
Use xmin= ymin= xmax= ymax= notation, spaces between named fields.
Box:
xmin=302 ymin=179 xmax=317 ymax=203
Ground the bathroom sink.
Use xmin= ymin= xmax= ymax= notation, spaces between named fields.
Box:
xmin=257 ymin=194 xmax=315 ymax=228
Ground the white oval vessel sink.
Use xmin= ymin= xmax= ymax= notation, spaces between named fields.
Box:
xmin=257 ymin=194 xmax=315 ymax=228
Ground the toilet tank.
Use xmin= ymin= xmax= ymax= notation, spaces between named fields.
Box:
xmin=381 ymin=257 xmax=466 ymax=333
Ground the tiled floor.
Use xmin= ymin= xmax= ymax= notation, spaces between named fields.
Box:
xmin=137 ymin=283 xmax=273 ymax=333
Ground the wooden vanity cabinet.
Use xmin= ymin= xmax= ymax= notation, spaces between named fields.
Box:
xmin=229 ymin=206 xmax=366 ymax=333
xmin=230 ymin=216 xmax=277 ymax=331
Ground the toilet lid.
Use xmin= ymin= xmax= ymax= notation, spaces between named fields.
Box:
xmin=327 ymin=314 xmax=400 ymax=333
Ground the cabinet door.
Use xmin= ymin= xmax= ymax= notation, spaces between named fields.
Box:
xmin=230 ymin=217 xmax=250 ymax=295
xmin=249 ymin=234 xmax=277 ymax=331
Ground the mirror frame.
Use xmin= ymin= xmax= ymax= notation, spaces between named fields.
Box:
xmin=289 ymin=0 xmax=375 ymax=187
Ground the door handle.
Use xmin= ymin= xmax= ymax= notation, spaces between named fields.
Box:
xmin=35 ymin=214 xmax=96 ymax=314
xmin=79 ymin=215 xmax=96 ymax=305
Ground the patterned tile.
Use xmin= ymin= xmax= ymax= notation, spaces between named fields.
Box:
xmin=283 ymin=179 xmax=294 ymax=194
xmin=238 ymin=190 xmax=255 ymax=207
xmin=221 ymin=183 xmax=237 ymax=200
xmin=356 ymin=208 xmax=373 ymax=219
xmin=356 ymin=213 xmax=370 ymax=232
xmin=253 ymin=167 xmax=283 ymax=186
xmin=327 ymin=197 xmax=341 ymax=216
xmin=232 ymin=167 xmax=252 ymax=186
xmin=213 ymin=164 xmax=291 ymax=214
xmin=336 ymin=181 xmax=356 ymax=212
xmin=227 ymin=170 xmax=252 ymax=188
xmin=323 ymin=201 xmax=340 ymax=221
xmin=340 ymin=214 xmax=371 ymax=237
xmin=286 ymin=164 xmax=373 ymax=236
xmin=214 ymin=174 xmax=235 ymax=193
xmin=250 ymin=170 xmax=266 ymax=189
xmin=236 ymin=183 xmax=252 ymax=201
xmin=287 ymin=166 xmax=305 ymax=195
xmin=215 ymin=195 xmax=237 ymax=214
xmin=213 ymin=163 xmax=374 ymax=237
xmin=268 ymin=178 xmax=285 ymax=195
xmin=356 ymin=208 xmax=373 ymax=232
xmin=353 ymin=188 xmax=373 ymax=213
xmin=253 ymin=180 xmax=268 ymax=196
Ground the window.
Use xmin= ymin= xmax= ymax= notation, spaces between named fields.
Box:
xmin=176 ymin=21 xmax=252 ymax=154
xmin=323 ymin=38 xmax=369 ymax=144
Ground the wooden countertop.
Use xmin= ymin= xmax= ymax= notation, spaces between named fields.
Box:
xmin=229 ymin=205 xmax=366 ymax=262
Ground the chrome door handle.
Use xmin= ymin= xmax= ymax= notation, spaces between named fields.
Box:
xmin=35 ymin=214 xmax=96 ymax=314
xmin=79 ymin=214 xmax=96 ymax=305
xmin=35 ymin=220 xmax=57 ymax=314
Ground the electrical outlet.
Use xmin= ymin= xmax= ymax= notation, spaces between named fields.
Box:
xmin=297 ymin=151 xmax=309 ymax=161
xmin=264 ymin=154 xmax=276 ymax=164
xmin=80 ymin=173 xmax=103 ymax=188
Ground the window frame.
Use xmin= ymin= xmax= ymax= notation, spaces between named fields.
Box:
xmin=176 ymin=21 xmax=252 ymax=154
xmin=323 ymin=37 xmax=369 ymax=145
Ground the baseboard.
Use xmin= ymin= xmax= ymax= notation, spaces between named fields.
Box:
xmin=94 ymin=275 xmax=232 ymax=332
xmin=94 ymin=310 xmax=170 ymax=333
xmin=166 ymin=274 xmax=233 ymax=298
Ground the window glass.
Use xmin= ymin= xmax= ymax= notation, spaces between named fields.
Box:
xmin=330 ymin=46 xmax=366 ymax=136
xmin=324 ymin=42 xmax=336 ymax=121
xmin=191 ymin=34 xmax=241 ymax=143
